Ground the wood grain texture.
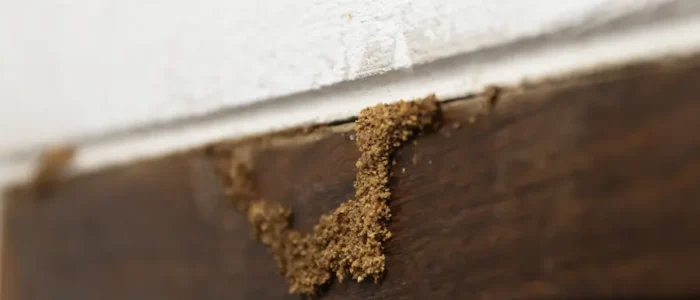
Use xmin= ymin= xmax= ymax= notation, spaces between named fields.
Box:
xmin=5 ymin=58 xmax=700 ymax=299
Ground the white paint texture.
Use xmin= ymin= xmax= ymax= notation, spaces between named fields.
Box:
xmin=0 ymin=0 xmax=682 ymax=155
xmin=2 ymin=0 xmax=700 ymax=187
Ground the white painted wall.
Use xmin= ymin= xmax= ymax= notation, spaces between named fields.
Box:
xmin=2 ymin=0 xmax=700 ymax=186
xmin=0 ymin=0 xmax=682 ymax=155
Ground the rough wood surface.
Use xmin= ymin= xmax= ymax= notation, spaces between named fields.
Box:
xmin=4 ymin=59 xmax=700 ymax=299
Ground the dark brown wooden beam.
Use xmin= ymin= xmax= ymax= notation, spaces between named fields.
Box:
xmin=4 ymin=57 xmax=700 ymax=299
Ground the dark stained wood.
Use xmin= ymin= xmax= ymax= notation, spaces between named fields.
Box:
xmin=2 ymin=155 xmax=294 ymax=300
xmin=5 ymin=57 xmax=700 ymax=299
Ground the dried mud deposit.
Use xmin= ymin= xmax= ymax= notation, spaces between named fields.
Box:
xmin=221 ymin=96 xmax=439 ymax=295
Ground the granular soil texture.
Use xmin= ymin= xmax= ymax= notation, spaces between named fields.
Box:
xmin=228 ymin=96 xmax=439 ymax=295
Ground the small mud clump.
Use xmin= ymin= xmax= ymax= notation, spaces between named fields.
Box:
xmin=314 ymin=95 xmax=439 ymax=284
xmin=32 ymin=144 xmax=76 ymax=192
xmin=223 ymin=96 xmax=439 ymax=295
